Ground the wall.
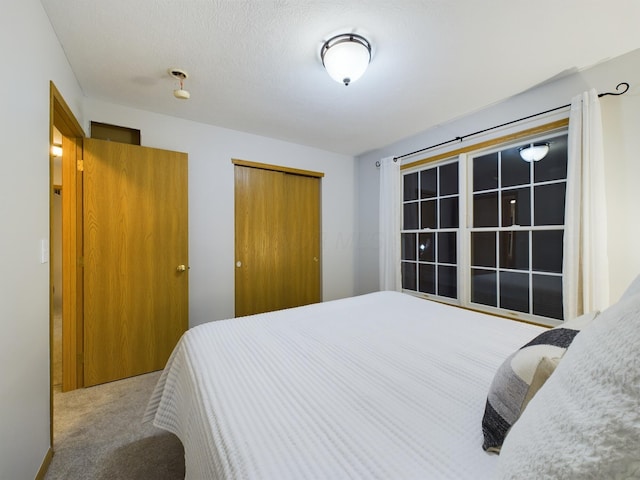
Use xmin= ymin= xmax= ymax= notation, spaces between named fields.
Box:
xmin=356 ymin=48 xmax=640 ymax=303
xmin=83 ymin=99 xmax=356 ymax=325
xmin=0 ymin=1 xmax=84 ymax=478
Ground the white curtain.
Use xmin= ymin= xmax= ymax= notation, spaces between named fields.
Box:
xmin=379 ymin=156 xmax=401 ymax=291
xmin=563 ymin=89 xmax=610 ymax=320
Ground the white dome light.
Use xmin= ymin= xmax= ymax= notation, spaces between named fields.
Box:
xmin=519 ymin=143 xmax=550 ymax=162
xmin=321 ymin=33 xmax=371 ymax=86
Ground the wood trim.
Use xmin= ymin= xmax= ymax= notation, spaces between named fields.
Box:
xmin=35 ymin=447 xmax=53 ymax=480
xmin=50 ymin=82 xmax=85 ymax=448
xmin=50 ymin=82 xmax=85 ymax=137
xmin=61 ymin=134 xmax=84 ymax=392
xmin=401 ymin=118 xmax=569 ymax=171
xmin=232 ymin=158 xmax=325 ymax=178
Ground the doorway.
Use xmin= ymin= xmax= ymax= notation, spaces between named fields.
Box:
xmin=49 ymin=84 xmax=190 ymax=449
xmin=52 ymin=126 xmax=63 ymax=393
xmin=50 ymin=82 xmax=85 ymax=448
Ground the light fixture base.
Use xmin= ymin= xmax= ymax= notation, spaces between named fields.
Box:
xmin=168 ymin=68 xmax=189 ymax=80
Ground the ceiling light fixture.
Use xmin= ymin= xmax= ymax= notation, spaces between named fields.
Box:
xmin=321 ymin=33 xmax=371 ymax=86
xmin=168 ymin=68 xmax=190 ymax=99
xmin=518 ymin=142 xmax=550 ymax=162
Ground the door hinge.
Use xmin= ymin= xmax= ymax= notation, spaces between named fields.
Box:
xmin=77 ymin=159 xmax=84 ymax=172
xmin=77 ymin=353 xmax=84 ymax=365
xmin=78 ymin=256 xmax=85 ymax=267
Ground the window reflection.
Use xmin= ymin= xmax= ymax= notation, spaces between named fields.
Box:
xmin=533 ymin=274 xmax=563 ymax=320
xmin=501 ymin=189 xmax=531 ymax=227
xmin=501 ymin=147 xmax=530 ymax=187
xmin=473 ymin=153 xmax=498 ymax=191
xmin=471 ymin=232 xmax=496 ymax=268
xmin=402 ymin=262 xmax=416 ymax=290
xmin=499 ymin=231 xmax=529 ymax=270
xmin=419 ymin=264 xmax=435 ymax=294
xmin=472 ymin=269 xmax=497 ymax=306
xmin=420 ymin=169 xmax=437 ymax=198
xmin=474 ymin=192 xmax=498 ymax=227
xmin=404 ymin=172 xmax=418 ymax=201
xmin=500 ymin=271 xmax=529 ymax=313
xmin=403 ymin=203 xmax=418 ymax=229
xmin=402 ymin=233 xmax=416 ymax=261
xmin=438 ymin=232 xmax=457 ymax=264
xmin=418 ymin=233 xmax=434 ymax=262
xmin=440 ymin=162 xmax=459 ymax=196
xmin=438 ymin=265 xmax=457 ymax=298
xmin=534 ymin=183 xmax=566 ymax=225
xmin=421 ymin=200 xmax=437 ymax=229
xmin=534 ymin=135 xmax=568 ymax=182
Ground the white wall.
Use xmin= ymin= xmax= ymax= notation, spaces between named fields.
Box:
xmin=356 ymin=49 xmax=640 ymax=303
xmin=83 ymin=99 xmax=356 ymax=325
xmin=0 ymin=1 xmax=84 ymax=478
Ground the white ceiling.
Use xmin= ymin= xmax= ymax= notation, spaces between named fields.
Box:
xmin=40 ymin=0 xmax=640 ymax=156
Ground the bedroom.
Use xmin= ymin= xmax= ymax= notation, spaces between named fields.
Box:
xmin=2 ymin=0 xmax=640 ymax=478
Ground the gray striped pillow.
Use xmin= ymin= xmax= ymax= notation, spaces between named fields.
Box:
xmin=481 ymin=311 xmax=598 ymax=452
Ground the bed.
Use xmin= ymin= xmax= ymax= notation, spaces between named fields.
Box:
xmin=145 ymin=287 xmax=640 ymax=479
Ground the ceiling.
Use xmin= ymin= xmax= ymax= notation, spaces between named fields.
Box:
xmin=40 ymin=0 xmax=640 ymax=157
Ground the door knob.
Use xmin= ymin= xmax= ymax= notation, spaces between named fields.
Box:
xmin=176 ymin=264 xmax=187 ymax=272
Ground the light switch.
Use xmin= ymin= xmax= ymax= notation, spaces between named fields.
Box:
xmin=41 ymin=239 xmax=49 ymax=264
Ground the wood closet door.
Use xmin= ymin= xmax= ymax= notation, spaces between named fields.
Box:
xmin=234 ymin=162 xmax=321 ymax=317
xmin=83 ymin=138 xmax=189 ymax=386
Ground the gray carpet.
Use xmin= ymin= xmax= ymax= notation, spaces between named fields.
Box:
xmin=45 ymin=371 xmax=185 ymax=480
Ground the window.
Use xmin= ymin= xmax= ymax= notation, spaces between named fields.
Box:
xmin=401 ymin=131 xmax=568 ymax=324
xmin=402 ymin=161 xmax=459 ymax=298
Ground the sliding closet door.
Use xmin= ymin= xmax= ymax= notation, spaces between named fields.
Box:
xmin=234 ymin=161 xmax=322 ymax=317
xmin=234 ymin=166 xmax=287 ymax=315
xmin=281 ymin=173 xmax=321 ymax=309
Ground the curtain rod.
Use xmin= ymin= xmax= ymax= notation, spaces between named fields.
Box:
xmin=376 ymin=82 xmax=630 ymax=167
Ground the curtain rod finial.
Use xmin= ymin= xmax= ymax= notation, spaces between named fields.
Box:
xmin=598 ymin=82 xmax=630 ymax=97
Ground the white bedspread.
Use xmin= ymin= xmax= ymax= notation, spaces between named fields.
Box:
xmin=145 ymin=291 xmax=544 ymax=479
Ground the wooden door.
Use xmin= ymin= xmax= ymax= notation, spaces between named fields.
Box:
xmin=282 ymin=173 xmax=321 ymax=308
xmin=234 ymin=161 xmax=322 ymax=317
xmin=83 ymin=138 xmax=188 ymax=386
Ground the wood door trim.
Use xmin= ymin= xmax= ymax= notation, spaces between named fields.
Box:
xmin=50 ymin=82 xmax=85 ymax=448
xmin=232 ymin=158 xmax=325 ymax=178
xmin=51 ymin=82 xmax=85 ymax=138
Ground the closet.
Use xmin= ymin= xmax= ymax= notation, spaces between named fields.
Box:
xmin=234 ymin=160 xmax=323 ymax=316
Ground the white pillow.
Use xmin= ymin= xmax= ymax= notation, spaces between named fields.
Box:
xmin=496 ymin=292 xmax=640 ymax=479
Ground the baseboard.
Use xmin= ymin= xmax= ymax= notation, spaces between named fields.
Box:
xmin=35 ymin=447 xmax=53 ymax=480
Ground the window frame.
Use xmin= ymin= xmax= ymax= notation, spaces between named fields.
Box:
xmin=401 ymin=157 xmax=462 ymax=300
xmin=400 ymin=120 xmax=569 ymax=326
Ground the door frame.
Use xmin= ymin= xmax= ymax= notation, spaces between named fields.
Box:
xmin=49 ymin=82 xmax=85 ymax=444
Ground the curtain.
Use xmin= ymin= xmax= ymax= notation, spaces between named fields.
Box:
xmin=563 ymin=89 xmax=610 ymax=320
xmin=379 ymin=156 xmax=401 ymax=291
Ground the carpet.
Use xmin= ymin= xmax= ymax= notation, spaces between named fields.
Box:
xmin=45 ymin=371 xmax=185 ymax=480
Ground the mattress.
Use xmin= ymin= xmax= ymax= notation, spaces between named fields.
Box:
xmin=145 ymin=291 xmax=544 ymax=479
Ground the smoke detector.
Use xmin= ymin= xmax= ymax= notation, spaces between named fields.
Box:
xmin=168 ymin=68 xmax=190 ymax=100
